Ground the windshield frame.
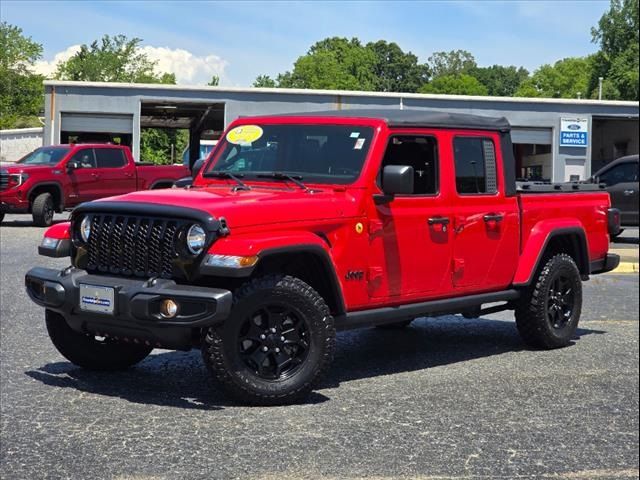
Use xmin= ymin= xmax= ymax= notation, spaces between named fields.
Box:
xmin=16 ymin=146 xmax=71 ymax=166
xmin=201 ymin=120 xmax=381 ymax=187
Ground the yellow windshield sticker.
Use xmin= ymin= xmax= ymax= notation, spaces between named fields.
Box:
xmin=226 ymin=125 xmax=264 ymax=145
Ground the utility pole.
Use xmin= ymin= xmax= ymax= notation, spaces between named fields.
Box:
xmin=598 ymin=77 xmax=603 ymax=100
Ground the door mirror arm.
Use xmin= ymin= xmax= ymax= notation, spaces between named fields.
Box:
xmin=66 ymin=161 xmax=80 ymax=173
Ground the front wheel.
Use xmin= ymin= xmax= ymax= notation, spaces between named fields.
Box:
xmin=32 ymin=192 xmax=55 ymax=227
xmin=45 ymin=310 xmax=153 ymax=370
xmin=515 ymin=253 xmax=582 ymax=349
xmin=202 ymin=275 xmax=336 ymax=405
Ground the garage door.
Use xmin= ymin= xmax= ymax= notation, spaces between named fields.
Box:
xmin=61 ymin=113 xmax=133 ymax=134
xmin=511 ymin=127 xmax=553 ymax=145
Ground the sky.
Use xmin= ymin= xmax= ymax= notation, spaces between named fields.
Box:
xmin=2 ymin=0 xmax=610 ymax=87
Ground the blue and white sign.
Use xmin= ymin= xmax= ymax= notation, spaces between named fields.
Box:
xmin=560 ymin=118 xmax=589 ymax=147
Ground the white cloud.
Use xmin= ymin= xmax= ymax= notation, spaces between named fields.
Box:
xmin=32 ymin=44 xmax=228 ymax=85
xmin=140 ymin=46 xmax=227 ymax=85
xmin=33 ymin=45 xmax=81 ymax=77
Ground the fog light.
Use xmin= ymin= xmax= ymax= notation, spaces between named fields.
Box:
xmin=41 ymin=237 xmax=59 ymax=249
xmin=160 ymin=299 xmax=179 ymax=318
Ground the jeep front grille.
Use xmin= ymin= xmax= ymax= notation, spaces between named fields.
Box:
xmin=85 ymin=214 xmax=189 ymax=279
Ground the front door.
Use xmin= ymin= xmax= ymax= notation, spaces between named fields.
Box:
xmin=66 ymin=148 xmax=99 ymax=204
xmin=449 ymin=135 xmax=519 ymax=292
xmin=367 ymin=133 xmax=453 ymax=300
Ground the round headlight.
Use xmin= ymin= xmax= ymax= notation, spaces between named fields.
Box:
xmin=80 ymin=216 xmax=91 ymax=242
xmin=186 ymin=224 xmax=206 ymax=255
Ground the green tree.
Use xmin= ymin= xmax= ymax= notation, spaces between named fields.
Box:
xmin=470 ymin=65 xmax=529 ymax=97
xmin=419 ymin=74 xmax=488 ymax=96
xmin=277 ymin=37 xmax=378 ymax=90
xmin=427 ymin=50 xmax=477 ymax=78
xmin=515 ymin=57 xmax=591 ymax=98
xmin=0 ymin=22 xmax=44 ymax=128
xmin=252 ymin=74 xmax=277 ymax=88
xmin=207 ymin=75 xmax=219 ymax=86
xmin=365 ymin=40 xmax=429 ymax=92
xmin=589 ymin=0 xmax=639 ymax=99
xmin=55 ymin=34 xmax=170 ymax=83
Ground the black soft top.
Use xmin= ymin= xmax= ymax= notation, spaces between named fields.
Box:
xmin=273 ymin=109 xmax=511 ymax=132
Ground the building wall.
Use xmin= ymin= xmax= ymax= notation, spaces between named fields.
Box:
xmin=43 ymin=82 xmax=639 ymax=181
xmin=0 ymin=128 xmax=44 ymax=162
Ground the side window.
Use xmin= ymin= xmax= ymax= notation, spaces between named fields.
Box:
xmin=599 ymin=162 xmax=639 ymax=186
xmin=380 ymin=136 xmax=438 ymax=194
xmin=95 ymin=149 xmax=126 ymax=168
xmin=69 ymin=149 xmax=96 ymax=169
xmin=453 ymin=137 xmax=497 ymax=195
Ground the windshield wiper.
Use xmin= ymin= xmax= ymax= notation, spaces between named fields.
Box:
xmin=257 ymin=172 xmax=308 ymax=191
xmin=204 ymin=171 xmax=251 ymax=191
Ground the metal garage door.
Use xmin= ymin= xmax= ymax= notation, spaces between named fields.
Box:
xmin=61 ymin=113 xmax=133 ymax=134
xmin=511 ymin=127 xmax=553 ymax=145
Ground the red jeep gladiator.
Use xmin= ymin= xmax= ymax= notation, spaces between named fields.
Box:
xmin=1 ymin=144 xmax=189 ymax=226
xmin=25 ymin=110 xmax=621 ymax=405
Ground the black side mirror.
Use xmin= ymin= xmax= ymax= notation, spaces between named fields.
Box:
xmin=191 ymin=158 xmax=205 ymax=178
xmin=382 ymin=165 xmax=414 ymax=195
xmin=66 ymin=161 xmax=79 ymax=172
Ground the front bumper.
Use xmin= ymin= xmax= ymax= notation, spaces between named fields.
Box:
xmin=1 ymin=199 xmax=29 ymax=214
xmin=25 ymin=267 xmax=233 ymax=350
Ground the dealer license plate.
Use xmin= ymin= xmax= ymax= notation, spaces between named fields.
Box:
xmin=79 ymin=284 xmax=115 ymax=315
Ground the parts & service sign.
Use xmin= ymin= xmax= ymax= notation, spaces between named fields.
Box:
xmin=560 ymin=118 xmax=589 ymax=147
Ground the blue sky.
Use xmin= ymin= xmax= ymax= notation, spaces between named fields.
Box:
xmin=2 ymin=0 xmax=610 ymax=87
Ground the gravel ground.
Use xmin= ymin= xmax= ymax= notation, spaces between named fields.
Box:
xmin=1 ymin=215 xmax=638 ymax=479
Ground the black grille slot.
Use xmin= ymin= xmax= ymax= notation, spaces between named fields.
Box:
xmin=0 ymin=171 xmax=8 ymax=191
xmin=85 ymin=214 xmax=187 ymax=279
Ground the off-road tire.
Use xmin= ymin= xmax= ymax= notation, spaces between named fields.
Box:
xmin=45 ymin=310 xmax=153 ymax=370
xmin=202 ymin=275 xmax=336 ymax=406
xmin=515 ymin=253 xmax=582 ymax=349
xmin=32 ymin=192 xmax=55 ymax=227
xmin=376 ymin=319 xmax=414 ymax=329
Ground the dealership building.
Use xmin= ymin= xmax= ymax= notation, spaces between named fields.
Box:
xmin=43 ymin=80 xmax=639 ymax=182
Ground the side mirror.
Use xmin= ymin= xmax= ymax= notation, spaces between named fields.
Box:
xmin=382 ymin=165 xmax=414 ymax=195
xmin=66 ymin=161 xmax=80 ymax=172
xmin=191 ymin=158 xmax=205 ymax=178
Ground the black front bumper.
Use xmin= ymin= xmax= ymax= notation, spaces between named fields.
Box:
xmin=25 ymin=267 xmax=233 ymax=350
xmin=1 ymin=201 xmax=29 ymax=214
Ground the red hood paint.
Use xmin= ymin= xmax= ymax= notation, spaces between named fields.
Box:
xmin=0 ymin=163 xmax=62 ymax=173
xmin=95 ymin=185 xmax=363 ymax=229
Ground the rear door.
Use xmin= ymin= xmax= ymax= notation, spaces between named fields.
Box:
xmin=448 ymin=133 xmax=520 ymax=292
xmin=601 ymin=161 xmax=639 ymax=225
xmin=93 ymin=148 xmax=136 ymax=198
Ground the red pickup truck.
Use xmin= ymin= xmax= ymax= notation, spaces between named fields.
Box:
xmin=25 ymin=110 xmax=620 ymax=405
xmin=1 ymin=144 xmax=189 ymax=226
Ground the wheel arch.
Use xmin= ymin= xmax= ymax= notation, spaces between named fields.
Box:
xmin=27 ymin=182 xmax=64 ymax=212
xmin=514 ymin=226 xmax=589 ymax=286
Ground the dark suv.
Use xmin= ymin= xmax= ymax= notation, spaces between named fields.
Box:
xmin=592 ymin=154 xmax=639 ymax=227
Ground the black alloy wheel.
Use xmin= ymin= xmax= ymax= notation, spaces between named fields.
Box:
xmin=238 ymin=305 xmax=310 ymax=380
xmin=546 ymin=274 xmax=575 ymax=330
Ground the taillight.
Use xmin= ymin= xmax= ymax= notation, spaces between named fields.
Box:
xmin=607 ymin=208 xmax=621 ymax=236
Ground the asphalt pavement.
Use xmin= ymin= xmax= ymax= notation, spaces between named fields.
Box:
xmin=1 ymin=216 xmax=638 ymax=479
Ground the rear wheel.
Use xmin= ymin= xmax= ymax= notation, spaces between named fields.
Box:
xmin=202 ymin=275 xmax=335 ymax=405
xmin=515 ymin=254 xmax=582 ymax=349
xmin=45 ymin=310 xmax=153 ymax=370
xmin=32 ymin=192 xmax=55 ymax=227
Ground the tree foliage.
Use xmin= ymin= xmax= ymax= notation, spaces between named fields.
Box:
xmin=427 ymin=50 xmax=477 ymax=78
xmin=0 ymin=22 xmax=44 ymax=128
xmin=253 ymin=74 xmax=277 ymax=88
xmin=419 ymin=74 xmax=488 ymax=96
xmin=470 ymin=65 xmax=529 ymax=97
xmin=515 ymin=57 xmax=592 ymax=98
xmin=366 ymin=40 xmax=429 ymax=92
xmin=207 ymin=75 xmax=219 ymax=86
xmin=55 ymin=34 xmax=171 ymax=83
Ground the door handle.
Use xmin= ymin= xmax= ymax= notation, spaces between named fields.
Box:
xmin=91 ymin=173 xmax=100 ymax=179
xmin=623 ymin=190 xmax=635 ymax=196
xmin=483 ymin=214 xmax=504 ymax=222
xmin=428 ymin=217 xmax=450 ymax=226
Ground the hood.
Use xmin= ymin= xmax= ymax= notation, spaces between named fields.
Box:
xmin=93 ymin=186 xmax=362 ymax=229
xmin=0 ymin=163 xmax=58 ymax=173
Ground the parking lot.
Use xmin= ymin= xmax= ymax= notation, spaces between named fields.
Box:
xmin=1 ymin=216 xmax=638 ymax=480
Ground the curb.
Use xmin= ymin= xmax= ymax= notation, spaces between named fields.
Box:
xmin=609 ymin=262 xmax=639 ymax=274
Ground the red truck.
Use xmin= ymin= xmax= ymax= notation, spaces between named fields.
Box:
xmin=25 ymin=110 xmax=620 ymax=405
xmin=1 ymin=144 xmax=189 ymax=226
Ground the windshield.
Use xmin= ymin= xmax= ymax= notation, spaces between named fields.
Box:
xmin=17 ymin=147 xmax=70 ymax=165
xmin=206 ymin=124 xmax=374 ymax=184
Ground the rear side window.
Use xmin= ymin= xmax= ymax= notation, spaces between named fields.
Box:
xmin=599 ymin=162 xmax=639 ymax=186
xmin=95 ymin=149 xmax=126 ymax=168
xmin=453 ymin=137 xmax=497 ymax=194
